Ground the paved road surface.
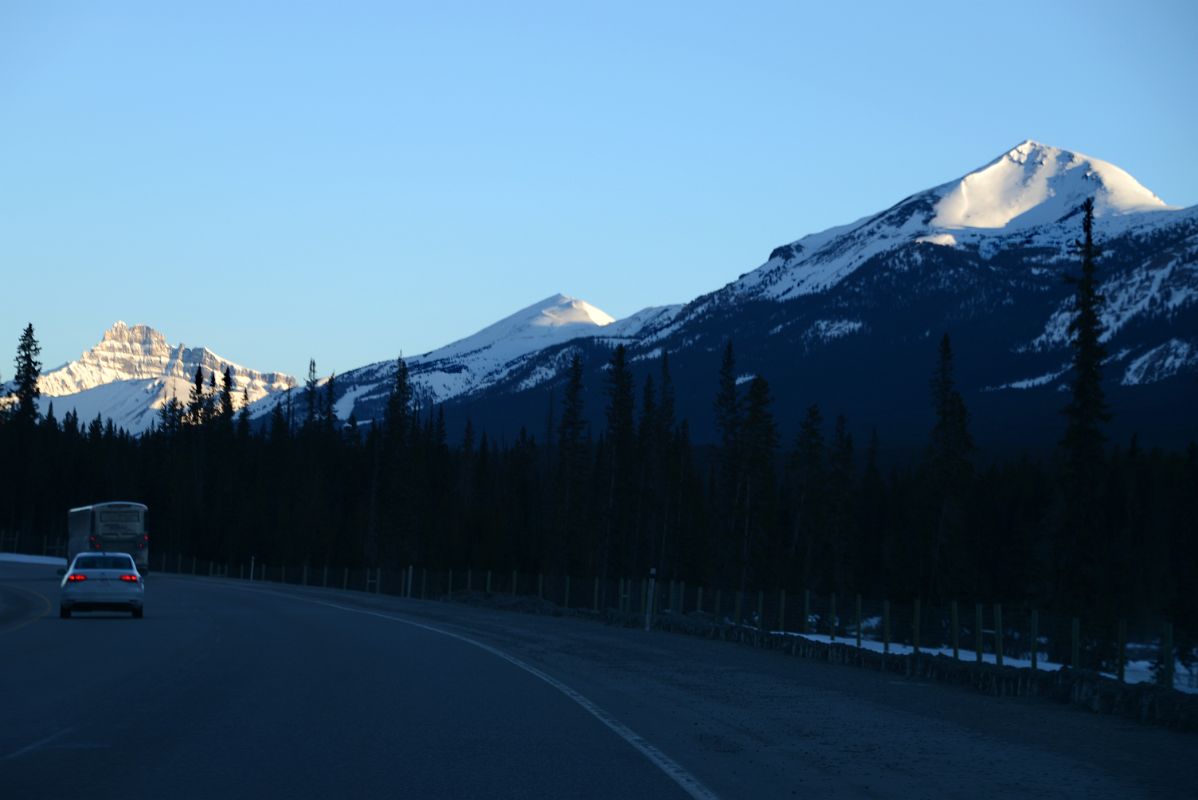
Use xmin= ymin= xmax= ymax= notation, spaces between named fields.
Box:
xmin=2 ymin=561 xmax=1193 ymax=798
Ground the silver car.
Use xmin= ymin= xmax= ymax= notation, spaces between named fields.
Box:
xmin=59 ymin=552 xmax=145 ymax=619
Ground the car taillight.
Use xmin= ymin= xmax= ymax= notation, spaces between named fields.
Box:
xmin=67 ymin=574 xmax=87 ymax=582
xmin=120 ymin=574 xmax=139 ymax=583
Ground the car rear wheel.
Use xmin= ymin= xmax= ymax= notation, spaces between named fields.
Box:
xmin=132 ymin=608 xmax=143 ymax=619
xmin=59 ymin=606 xmax=71 ymax=619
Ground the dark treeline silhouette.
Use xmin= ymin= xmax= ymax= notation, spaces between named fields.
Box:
xmin=1 ymin=202 xmax=1195 ymax=653
xmin=2 ymin=337 xmax=1196 ymax=642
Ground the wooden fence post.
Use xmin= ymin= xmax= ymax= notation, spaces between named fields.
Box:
xmin=1030 ymin=609 xmax=1039 ymax=670
xmin=994 ymin=603 xmax=1003 ymax=667
xmin=883 ymin=599 xmax=890 ymax=654
xmin=1116 ymin=618 xmax=1126 ymax=682
xmin=1162 ymin=621 xmax=1175 ymax=688
xmin=486 ymin=570 xmax=492 ymax=593
xmin=975 ymin=603 xmax=984 ymax=663
xmin=1078 ymin=617 xmax=1087 ymax=670
xmin=855 ymin=594 xmax=862 ymax=649
xmin=912 ymin=598 xmax=920 ymax=654
xmin=951 ymin=600 xmax=959 ymax=660
xmin=830 ymin=593 xmax=838 ymax=641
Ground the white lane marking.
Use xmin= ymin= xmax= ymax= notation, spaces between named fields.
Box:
xmin=5 ymin=727 xmax=75 ymax=760
xmin=227 ymin=584 xmax=719 ymax=800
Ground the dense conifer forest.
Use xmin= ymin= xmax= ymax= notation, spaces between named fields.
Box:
xmin=1 ymin=204 xmax=1195 ymax=663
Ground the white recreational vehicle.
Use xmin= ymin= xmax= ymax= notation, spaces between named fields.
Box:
xmin=67 ymin=502 xmax=150 ymax=571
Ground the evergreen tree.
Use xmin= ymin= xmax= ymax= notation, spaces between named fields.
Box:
xmin=1061 ymin=197 xmax=1110 ymax=470
xmin=219 ymin=367 xmax=236 ymax=424
xmin=556 ymin=353 xmax=587 ymax=571
xmin=603 ymin=344 xmax=636 ymax=577
xmin=713 ymin=340 xmax=742 ymax=584
xmin=12 ymin=323 xmax=43 ymax=425
xmin=739 ymin=375 xmax=777 ymax=591
xmin=158 ymin=393 xmax=184 ymax=436
xmin=204 ymin=371 xmax=218 ymax=425
xmin=304 ymin=358 xmax=319 ymax=428
xmin=187 ymin=367 xmax=206 ymax=426
xmin=323 ymin=372 xmax=338 ymax=432
xmin=1057 ymin=196 xmax=1111 ymax=616
xmin=827 ymin=414 xmax=857 ymax=594
xmin=384 ymin=357 xmax=412 ymax=439
xmin=237 ymin=389 xmax=251 ymax=439
xmin=270 ymin=399 xmax=289 ymax=442
xmin=924 ymin=333 xmax=974 ymax=601
xmin=788 ymin=405 xmax=826 ymax=588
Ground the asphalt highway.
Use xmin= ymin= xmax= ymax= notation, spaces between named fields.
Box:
xmin=2 ymin=560 xmax=1193 ymax=799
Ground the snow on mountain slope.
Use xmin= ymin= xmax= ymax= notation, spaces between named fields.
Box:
xmin=429 ymin=294 xmax=615 ymax=363
xmin=931 ymin=140 xmax=1171 ymax=230
xmin=252 ymin=294 xmax=646 ymax=422
xmin=36 ymin=322 xmax=296 ymax=432
xmin=716 ymin=141 xmax=1185 ymax=305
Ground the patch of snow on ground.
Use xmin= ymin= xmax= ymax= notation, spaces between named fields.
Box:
xmin=0 ymin=553 xmax=66 ymax=566
xmin=735 ymin=373 xmax=756 ymax=386
xmin=766 ymin=630 xmax=1198 ymax=693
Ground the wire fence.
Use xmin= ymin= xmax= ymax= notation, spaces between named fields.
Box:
xmin=6 ymin=531 xmax=1194 ymax=693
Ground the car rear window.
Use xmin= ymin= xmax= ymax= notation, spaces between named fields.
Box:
xmin=74 ymin=556 xmax=136 ymax=570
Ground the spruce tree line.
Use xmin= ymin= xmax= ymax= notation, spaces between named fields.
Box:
xmin=1 ymin=201 xmax=1195 ymax=653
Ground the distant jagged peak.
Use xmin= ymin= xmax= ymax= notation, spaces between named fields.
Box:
xmin=930 ymin=139 xmax=1173 ymax=231
xmin=39 ymin=322 xmax=295 ymax=398
xmin=98 ymin=320 xmax=169 ymax=350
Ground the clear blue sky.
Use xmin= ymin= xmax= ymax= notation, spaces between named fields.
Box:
xmin=2 ymin=0 xmax=1195 ymax=379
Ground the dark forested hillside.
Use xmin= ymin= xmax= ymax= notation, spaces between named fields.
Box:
xmin=3 ymin=325 xmax=1196 ymax=662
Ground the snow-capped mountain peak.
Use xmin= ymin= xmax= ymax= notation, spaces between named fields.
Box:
xmin=720 ymin=140 xmax=1184 ymax=303
xmin=930 ymin=139 xmax=1173 ymax=231
xmin=35 ymin=322 xmax=296 ymax=432
xmin=431 ymin=293 xmax=615 ymax=362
